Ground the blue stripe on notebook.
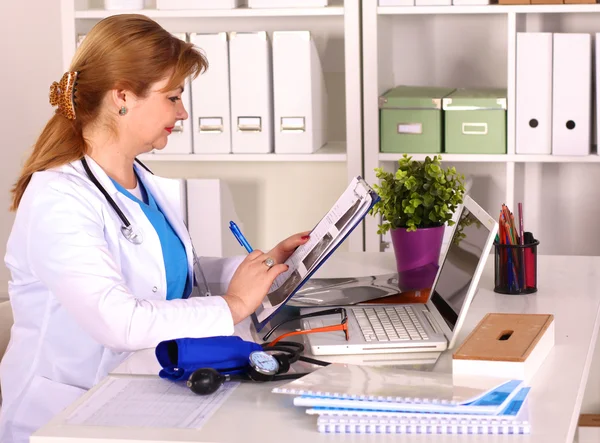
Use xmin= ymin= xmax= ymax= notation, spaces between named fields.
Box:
xmin=308 ymin=387 xmax=531 ymax=418
xmin=466 ymin=380 xmax=523 ymax=407
xmin=502 ymin=387 xmax=530 ymax=416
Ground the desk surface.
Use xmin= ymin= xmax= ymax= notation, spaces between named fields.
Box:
xmin=32 ymin=252 xmax=600 ymax=443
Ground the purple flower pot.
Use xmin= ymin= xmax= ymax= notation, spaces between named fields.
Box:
xmin=390 ymin=226 xmax=445 ymax=290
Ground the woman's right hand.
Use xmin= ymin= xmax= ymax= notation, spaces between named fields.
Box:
xmin=222 ymin=250 xmax=289 ymax=324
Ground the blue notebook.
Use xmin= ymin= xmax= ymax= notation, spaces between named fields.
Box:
xmin=251 ymin=176 xmax=380 ymax=332
xmin=307 ymin=387 xmax=531 ymax=419
xmin=314 ymin=388 xmax=532 ymax=435
xmin=291 ymin=380 xmax=523 ymax=416
xmin=272 ymin=363 xmax=524 ymax=416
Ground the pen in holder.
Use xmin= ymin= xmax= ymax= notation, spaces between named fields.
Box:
xmin=494 ymin=232 xmax=539 ymax=295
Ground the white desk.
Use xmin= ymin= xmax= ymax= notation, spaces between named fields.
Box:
xmin=32 ymin=252 xmax=600 ymax=443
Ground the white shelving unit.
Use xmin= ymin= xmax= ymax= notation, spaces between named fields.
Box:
xmin=59 ymin=1 xmax=600 ymax=255
xmin=60 ymin=0 xmax=364 ymax=251
xmin=74 ymin=6 xmax=345 ymax=18
xmin=362 ymin=0 xmax=600 ymax=253
xmin=138 ymin=141 xmax=347 ymax=162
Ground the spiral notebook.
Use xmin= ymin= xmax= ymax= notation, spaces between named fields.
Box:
xmin=313 ymin=387 xmax=531 ymax=435
xmin=272 ymin=363 xmax=524 ymax=416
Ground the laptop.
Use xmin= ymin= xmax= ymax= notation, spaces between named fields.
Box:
xmin=300 ymin=195 xmax=499 ymax=356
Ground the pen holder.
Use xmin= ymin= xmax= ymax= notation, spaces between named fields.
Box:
xmin=494 ymin=233 xmax=539 ymax=295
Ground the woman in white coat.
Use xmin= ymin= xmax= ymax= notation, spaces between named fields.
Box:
xmin=0 ymin=14 xmax=310 ymax=443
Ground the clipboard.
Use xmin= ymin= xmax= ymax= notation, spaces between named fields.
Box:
xmin=251 ymin=176 xmax=380 ymax=332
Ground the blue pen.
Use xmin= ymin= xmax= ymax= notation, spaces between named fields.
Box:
xmin=229 ymin=221 xmax=253 ymax=253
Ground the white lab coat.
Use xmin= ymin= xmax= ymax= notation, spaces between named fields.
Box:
xmin=0 ymin=156 xmax=244 ymax=443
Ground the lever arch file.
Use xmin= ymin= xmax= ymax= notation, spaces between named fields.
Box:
xmin=156 ymin=0 xmax=243 ymax=9
xmin=229 ymin=31 xmax=273 ymax=154
xmin=516 ymin=32 xmax=553 ymax=155
xmin=190 ymin=33 xmax=232 ymax=154
xmin=248 ymin=0 xmax=329 ymax=6
xmin=552 ymin=33 xmax=591 ymax=156
xmin=272 ymin=31 xmax=327 ymax=154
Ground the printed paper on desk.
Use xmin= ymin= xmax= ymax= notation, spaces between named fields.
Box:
xmin=251 ymin=176 xmax=379 ymax=331
xmin=66 ymin=376 xmax=238 ymax=429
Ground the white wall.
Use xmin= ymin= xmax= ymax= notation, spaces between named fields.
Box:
xmin=0 ymin=1 xmax=63 ymax=296
xmin=147 ymin=161 xmax=349 ymax=253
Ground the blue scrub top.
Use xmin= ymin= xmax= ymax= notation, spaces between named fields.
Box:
xmin=110 ymin=176 xmax=191 ymax=300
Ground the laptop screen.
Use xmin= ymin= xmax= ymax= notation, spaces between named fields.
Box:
xmin=430 ymin=205 xmax=492 ymax=330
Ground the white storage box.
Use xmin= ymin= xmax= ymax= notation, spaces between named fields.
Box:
xmin=229 ymin=31 xmax=274 ymax=154
xmin=104 ymin=0 xmax=144 ymax=9
xmin=272 ymin=31 xmax=327 ymax=154
xmin=378 ymin=0 xmax=414 ymax=5
xmin=156 ymin=0 xmax=243 ymax=9
xmin=452 ymin=313 xmax=555 ymax=383
xmin=190 ymin=33 xmax=232 ymax=154
xmin=452 ymin=0 xmax=492 ymax=4
xmin=248 ymin=0 xmax=328 ymax=7
xmin=415 ymin=0 xmax=451 ymax=5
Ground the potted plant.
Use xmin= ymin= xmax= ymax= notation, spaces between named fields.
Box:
xmin=370 ymin=154 xmax=466 ymax=285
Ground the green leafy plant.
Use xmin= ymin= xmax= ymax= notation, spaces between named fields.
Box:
xmin=370 ymin=154 xmax=466 ymax=235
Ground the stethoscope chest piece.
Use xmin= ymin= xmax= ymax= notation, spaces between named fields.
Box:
xmin=121 ymin=225 xmax=144 ymax=245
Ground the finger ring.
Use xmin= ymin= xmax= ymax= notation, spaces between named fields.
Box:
xmin=263 ymin=257 xmax=275 ymax=268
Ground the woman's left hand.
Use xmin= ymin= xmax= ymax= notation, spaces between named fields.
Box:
xmin=267 ymin=231 xmax=311 ymax=265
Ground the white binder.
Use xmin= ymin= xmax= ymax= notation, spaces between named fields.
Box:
xmin=552 ymin=33 xmax=592 ymax=156
xmin=190 ymin=33 xmax=232 ymax=154
xmin=229 ymin=32 xmax=273 ymax=154
xmin=154 ymin=33 xmax=193 ymax=155
xmin=415 ymin=0 xmax=451 ymax=5
xmin=378 ymin=0 xmax=414 ymax=5
xmin=596 ymin=33 xmax=600 ymax=154
xmin=186 ymin=179 xmax=243 ymax=258
xmin=248 ymin=0 xmax=328 ymax=6
xmin=156 ymin=0 xmax=243 ymax=9
xmin=515 ymin=32 xmax=553 ymax=155
xmin=272 ymin=31 xmax=327 ymax=154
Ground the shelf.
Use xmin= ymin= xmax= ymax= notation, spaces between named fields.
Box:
xmin=379 ymin=153 xmax=600 ymax=163
xmin=377 ymin=4 xmax=600 ymax=15
xmin=138 ymin=142 xmax=347 ymax=162
xmin=75 ymin=6 xmax=345 ymax=19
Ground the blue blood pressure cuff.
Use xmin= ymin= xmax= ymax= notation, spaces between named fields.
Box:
xmin=155 ymin=336 xmax=262 ymax=381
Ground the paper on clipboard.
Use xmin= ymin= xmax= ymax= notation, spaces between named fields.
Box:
xmin=252 ymin=176 xmax=379 ymax=330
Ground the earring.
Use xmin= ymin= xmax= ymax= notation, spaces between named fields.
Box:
xmin=119 ymin=106 xmax=128 ymax=116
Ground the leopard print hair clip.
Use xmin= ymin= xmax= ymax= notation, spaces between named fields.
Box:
xmin=49 ymin=71 xmax=79 ymax=120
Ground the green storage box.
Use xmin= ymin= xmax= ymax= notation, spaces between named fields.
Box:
xmin=442 ymin=88 xmax=507 ymax=154
xmin=379 ymin=86 xmax=456 ymax=154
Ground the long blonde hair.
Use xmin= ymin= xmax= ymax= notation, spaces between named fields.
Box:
xmin=10 ymin=14 xmax=207 ymax=211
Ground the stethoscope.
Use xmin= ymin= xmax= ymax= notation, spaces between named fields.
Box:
xmin=81 ymin=157 xmax=213 ymax=297
xmin=186 ymin=341 xmax=330 ymax=396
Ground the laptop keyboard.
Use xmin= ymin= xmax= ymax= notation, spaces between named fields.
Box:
xmin=352 ymin=306 xmax=429 ymax=342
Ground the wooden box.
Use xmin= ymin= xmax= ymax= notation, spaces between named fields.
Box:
xmin=452 ymin=313 xmax=554 ymax=383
